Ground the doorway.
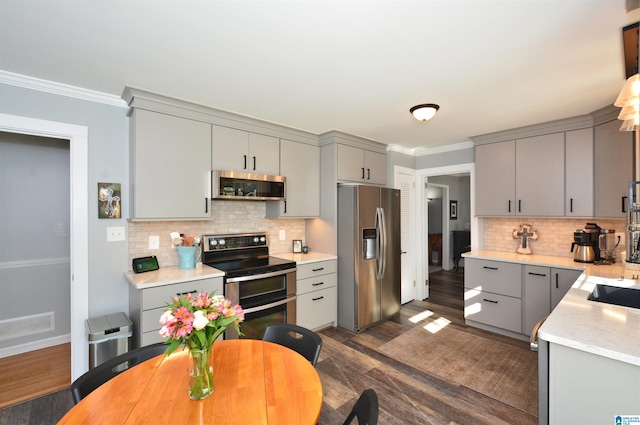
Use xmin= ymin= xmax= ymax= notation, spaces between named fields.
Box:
xmin=416 ymin=163 xmax=476 ymax=301
xmin=0 ymin=113 xmax=89 ymax=382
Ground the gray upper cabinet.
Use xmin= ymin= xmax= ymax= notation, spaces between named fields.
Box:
xmin=130 ymin=109 xmax=211 ymax=220
xmin=594 ymin=119 xmax=634 ymax=218
xmin=266 ymin=139 xmax=320 ymax=218
xmin=565 ymin=128 xmax=594 ymax=217
xmin=516 ymin=133 xmax=565 ymax=216
xmin=476 ymin=133 xmax=565 ymax=216
xmin=337 ymin=144 xmax=387 ymax=185
xmin=212 ymin=125 xmax=280 ymax=175
xmin=475 ymin=140 xmax=516 ymax=216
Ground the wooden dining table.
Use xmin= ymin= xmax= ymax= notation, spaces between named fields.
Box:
xmin=58 ymin=339 xmax=323 ymax=424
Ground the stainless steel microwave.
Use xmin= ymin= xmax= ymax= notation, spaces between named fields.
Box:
xmin=211 ymin=170 xmax=286 ymax=201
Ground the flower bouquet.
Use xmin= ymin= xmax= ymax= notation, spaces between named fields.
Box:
xmin=159 ymin=291 xmax=244 ymax=399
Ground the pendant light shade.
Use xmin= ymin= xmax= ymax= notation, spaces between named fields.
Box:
xmin=615 ymin=74 xmax=639 ymax=131
xmin=410 ymin=104 xmax=440 ymax=121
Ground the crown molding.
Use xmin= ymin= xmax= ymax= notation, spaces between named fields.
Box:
xmin=387 ymin=140 xmax=474 ymax=157
xmin=0 ymin=70 xmax=126 ymax=108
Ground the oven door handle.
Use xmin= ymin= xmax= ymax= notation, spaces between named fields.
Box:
xmin=242 ymin=295 xmax=297 ymax=314
xmin=226 ymin=268 xmax=296 ymax=283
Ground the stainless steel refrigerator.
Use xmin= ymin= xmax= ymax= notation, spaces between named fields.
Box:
xmin=337 ymin=184 xmax=401 ymax=333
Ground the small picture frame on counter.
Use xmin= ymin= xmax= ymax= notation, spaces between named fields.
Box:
xmin=292 ymin=240 xmax=302 ymax=253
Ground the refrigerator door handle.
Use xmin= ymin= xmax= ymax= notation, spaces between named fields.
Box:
xmin=375 ymin=207 xmax=387 ymax=279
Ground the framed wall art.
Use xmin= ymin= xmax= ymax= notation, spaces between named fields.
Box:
xmin=450 ymin=200 xmax=458 ymax=220
xmin=98 ymin=182 xmax=121 ymax=219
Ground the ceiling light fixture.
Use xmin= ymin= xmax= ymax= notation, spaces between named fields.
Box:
xmin=614 ymin=73 xmax=639 ymax=131
xmin=410 ymin=104 xmax=440 ymax=122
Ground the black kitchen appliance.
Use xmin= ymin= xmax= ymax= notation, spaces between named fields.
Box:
xmin=201 ymin=233 xmax=297 ymax=339
xmin=571 ymin=223 xmax=601 ymax=263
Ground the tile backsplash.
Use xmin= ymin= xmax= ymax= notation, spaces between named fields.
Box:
xmin=482 ymin=217 xmax=626 ymax=260
xmin=128 ymin=201 xmax=305 ymax=270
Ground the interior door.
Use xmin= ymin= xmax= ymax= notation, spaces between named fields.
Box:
xmin=396 ymin=171 xmax=416 ymax=303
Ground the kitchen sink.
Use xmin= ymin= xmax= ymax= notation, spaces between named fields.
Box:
xmin=587 ymin=284 xmax=640 ymax=309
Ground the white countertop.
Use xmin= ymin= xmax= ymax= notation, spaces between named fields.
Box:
xmin=271 ymin=251 xmax=337 ymax=264
xmin=124 ymin=264 xmax=224 ymax=289
xmin=463 ymin=250 xmax=640 ymax=366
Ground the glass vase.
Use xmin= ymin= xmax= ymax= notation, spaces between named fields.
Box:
xmin=188 ymin=346 xmax=214 ymax=400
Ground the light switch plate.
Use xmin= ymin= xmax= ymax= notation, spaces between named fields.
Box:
xmin=279 ymin=230 xmax=286 ymax=240
xmin=106 ymin=226 xmax=125 ymax=242
xmin=149 ymin=235 xmax=160 ymax=250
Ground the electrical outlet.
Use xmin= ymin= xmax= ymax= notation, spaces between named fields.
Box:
xmin=279 ymin=230 xmax=286 ymax=240
xmin=149 ymin=235 xmax=160 ymax=250
xmin=106 ymin=226 xmax=125 ymax=242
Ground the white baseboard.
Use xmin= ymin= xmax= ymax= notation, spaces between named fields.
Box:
xmin=0 ymin=334 xmax=71 ymax=359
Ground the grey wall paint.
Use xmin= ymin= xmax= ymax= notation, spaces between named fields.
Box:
xmin=0 ymin=133 xmax=71 ymax=348
xmin=388 ymin=150 xmax=415 ymax=171
xmin=415 ymin=146 xmax=475 ymax=169
xmin=429 ymin=175 xmax=471 ymax=230
xmin=1 ymin=83 xmax=130 ymax=319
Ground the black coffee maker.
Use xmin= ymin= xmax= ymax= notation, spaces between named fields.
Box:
xmin=571 ymin=223 xmax=601 ymax=263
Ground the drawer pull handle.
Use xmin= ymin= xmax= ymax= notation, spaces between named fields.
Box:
xmin=312 ymin=267 xmax=325 ymax=272
xmin=177 ymin=290 xmax=197 ymax=296
xmin=312 ymin=282 xmax=324 ymax=286
xmin=483 ymin=298 xmax=498 ymax=304
xmin=483 ymin=266 xmax=498 ymax=270
xmin=528 ymin=272 xmax=547 ymax=277
xmin=312 ymin=296 xmax=324 ymax=301
xmin=555 ymin=273 xmax=559 ymax=289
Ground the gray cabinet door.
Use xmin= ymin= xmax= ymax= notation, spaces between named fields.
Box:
xmin=266 ymin=139 xmax=319 ymax=217
xmin=523 ymin=265 xmax=551 ymax=336
xmin=565 ymin=128 xmax=594 ymax=217
xmin=551 ymin=268 xmax=582 ymax=311
xmin=131 ymin=109 xmax=211 ymax=219
xmin=516 ymin=133 xmax=565 ymax=216
xmin=365 ymin=150 xmax=387 ymax=185
xmin=475 ymin=140 xmax=516 ymax=216
xmin=248 ymin=133 xmax=280 ymax=175
xmin=594 ymin=119 xmax=634 ymax=218
xmin=212 ymin=126 xmax=279 ymax=175
xmin=337 ymin=144 xmax=365 ymax=182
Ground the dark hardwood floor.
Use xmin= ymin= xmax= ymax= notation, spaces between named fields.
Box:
xmin=0 ymin=268 xmax=537 ymax=425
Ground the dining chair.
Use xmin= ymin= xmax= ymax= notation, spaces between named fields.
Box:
xmin=70 ymin=342 xmax=167 ymax=404
xmin=343 ymin=389 xmax=379 ymax=425
xmin=262 ymin=323 xmax=323 ymax=366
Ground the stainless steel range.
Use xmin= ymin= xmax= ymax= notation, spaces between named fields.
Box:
xmin=201 ymin=233 xmax=297 ymax=339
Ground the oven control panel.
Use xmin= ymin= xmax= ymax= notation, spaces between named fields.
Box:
xmin=202 ymin=233 xmax=268 ymax=252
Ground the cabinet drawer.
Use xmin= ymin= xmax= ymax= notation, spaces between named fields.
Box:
xmin=297 ymin=273 xmax=337 ymax=296
xmin=464 ymin=289 xmax=522 ymax=333
xmin=141 ymin=330 xmax=165 ymax=347
xmin=141 ymin=277 xmax=223 ymax=311
xmin=296 ymin=260 xmax=337 ymax=280
xmin=297 ymin=286 xmax=337 ymax=331
xmin=141 ymin=307 xmax=165 ymax=334
xmin=465 ymin=259 xmax=522 ymax=298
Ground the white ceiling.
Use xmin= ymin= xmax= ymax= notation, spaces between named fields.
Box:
xmin=1 ymin=1 xmax=638 ymax=151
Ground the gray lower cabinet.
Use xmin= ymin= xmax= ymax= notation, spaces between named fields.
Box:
xmin=130 ymin=109 xmax=212 ymax=219
xmin=464 ymin=259 xmax=522 ymax=333
xmin=523 ymin=265 xmax=551 ymax=336
xmin=524 ymin=266 xmax=582 ymax=336
xmin=296 ymin=260 xmax=337 ymax=331
xmin=465 ymin=259 xmax=582 ymax=337
xmin=129 ymin=277 xmax=224 ymax=348
xmin=594 ymin=119 xmax=634 ymax=218
xmin=548 ymin=343 xmax=640 ymax=424
xmin=266 ymin=139 xmax=319 ymax=218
